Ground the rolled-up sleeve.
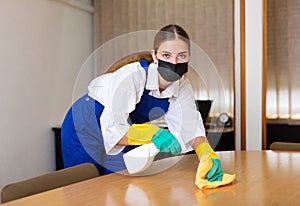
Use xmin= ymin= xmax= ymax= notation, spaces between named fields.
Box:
xmin=165 ymin=79 xmax=206 ymax=153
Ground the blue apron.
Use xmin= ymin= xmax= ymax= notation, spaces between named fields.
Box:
xmin=61 ymin=60 xmax=170 ymax=175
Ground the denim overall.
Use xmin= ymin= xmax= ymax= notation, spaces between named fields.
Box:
xmin=61 ymin=60 xmax=170 ymax=175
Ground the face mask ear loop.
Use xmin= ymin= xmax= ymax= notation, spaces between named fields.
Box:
xmin=153 ymin=50 xmax=158 ymax=64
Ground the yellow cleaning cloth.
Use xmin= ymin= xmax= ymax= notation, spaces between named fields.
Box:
xmin=195 ymin=157 xmax=235 ymax=189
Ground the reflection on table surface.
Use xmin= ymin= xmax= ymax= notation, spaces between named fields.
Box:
xmin=3 ymin=150 xmax=300 ymax=206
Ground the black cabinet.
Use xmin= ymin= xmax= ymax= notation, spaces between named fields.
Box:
xmin=52 ymin=127 xmax=64 ymax=170
xmin=267 ymin=123 xmax=300 ymax=149
xmin=206 ymin=128 xmax=235 ymax=151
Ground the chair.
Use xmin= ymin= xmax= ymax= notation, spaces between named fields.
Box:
xmin=1 ymin=163 xmax=99 ymax=203
xmin=270 ymin=142 xmax=300 ymax=151
xmin=106 ymin=51 xmax=153 ymax=73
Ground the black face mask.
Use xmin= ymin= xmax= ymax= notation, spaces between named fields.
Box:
xmin=157 ymin=59 xmax=188 ymax=82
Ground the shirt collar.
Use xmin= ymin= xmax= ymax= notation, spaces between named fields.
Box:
xmin=145 ymin=63 xmax=180 ymax=98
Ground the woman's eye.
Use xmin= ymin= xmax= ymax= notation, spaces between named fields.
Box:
xmin=178 ymin=54 xmax=187 ymax=59
xmin=162 ymin=53 xmax=171 ymax=59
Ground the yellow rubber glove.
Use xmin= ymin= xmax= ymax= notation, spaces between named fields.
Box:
xmin=195 ymin=158 xmax=235 ymax=189
xmin=127 ymin=124 xmax=160 ymax=145
xmin=152 ymin=129 xmax=181 ymax=155
xmin=195 ymin=142 xmax=223 ymax=182
xmin=195 ymin=142 xmax=235 ymax=189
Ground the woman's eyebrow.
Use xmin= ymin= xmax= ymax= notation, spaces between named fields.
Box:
xmin=160 ymin=50 xmax=172 ymax=54
xmin=161 ymin=51 xmax=188 ymax=54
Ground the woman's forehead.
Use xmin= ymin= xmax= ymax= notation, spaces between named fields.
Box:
xmin=157 ymin=39 xmax=189 ymax=53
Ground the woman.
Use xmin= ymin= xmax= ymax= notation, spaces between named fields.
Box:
xmin=61 ymin=24 xmax=223 ymax=182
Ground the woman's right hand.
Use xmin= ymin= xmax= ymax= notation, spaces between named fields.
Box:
xmin=151 ymin=128 xmax=181 ymax=155
xmin=126 ymin=123 xmax=181 ymax=155
xmin=127 ymin=123 xmax=160 ymax=145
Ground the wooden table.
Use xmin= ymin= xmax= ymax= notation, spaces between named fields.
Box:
xmin=2 ymin=150 xmax=300 ymax=206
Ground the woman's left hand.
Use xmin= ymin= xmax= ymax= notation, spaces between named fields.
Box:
xmin=196 ymin=142 xmax=223 ymax=182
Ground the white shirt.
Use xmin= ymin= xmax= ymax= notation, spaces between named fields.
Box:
xmin=88 ymin=61 xmax=205 ymax=155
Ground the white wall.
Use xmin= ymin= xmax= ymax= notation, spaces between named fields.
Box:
xmin=234 ymin=0 xmax=241 ymax=150
xmin=234 ymin=0 xmax=264 ymax=151
xmin=0 ymin=0 xmax=94 ymax=194
xmin=245 ymin=0 xmax=263 ymax=150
